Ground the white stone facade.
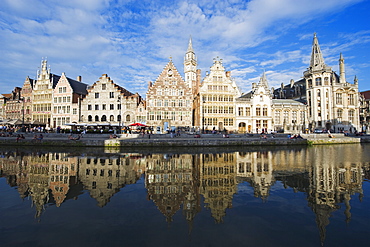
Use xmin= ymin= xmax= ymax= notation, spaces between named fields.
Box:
xmin=146 ymin=60 xmax=193 ymax=132
xmin=80 ymin=74 xmax=141 ymax=129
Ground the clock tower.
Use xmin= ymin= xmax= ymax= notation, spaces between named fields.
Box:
xmin=184 ymin=36 xmax=197 ymax=90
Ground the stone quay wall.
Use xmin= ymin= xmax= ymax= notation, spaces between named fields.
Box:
xmin=0 ymin=132 xmax=368 ymax=147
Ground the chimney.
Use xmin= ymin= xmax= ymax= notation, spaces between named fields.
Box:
xmin=77 ymin=76 xmax=82 ymax=82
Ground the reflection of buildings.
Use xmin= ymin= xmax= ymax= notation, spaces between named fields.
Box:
xmin=78 ymin=154 xmax=144 ymax=207
xmin=200 ymin=153 xmax=237 ymax=223
xmin=0 ymin=147 xmax=369 ymax=240
xmin=305 ymin=146 xmax=364 ymax=245
xmin=236 ymin=151 xmax=274 ymax=200
xmin=145 ymin=153 xmax=200 ymax=224
xmin=49 ymin=153 xmax=79 ymax=207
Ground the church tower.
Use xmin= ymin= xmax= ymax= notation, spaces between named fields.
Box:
xmin=184 ymin=36 xmax=197 ymax=90
xmin=304 ymin=33 xmax=360 ymax=133
xmin=304 ymin=34 xmax=334 ymax=131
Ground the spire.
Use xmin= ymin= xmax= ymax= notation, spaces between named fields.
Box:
xmin=187 ymin=35 xmax=194 ymax=52
xmin=259 ymin=71 xmax=269 ymax=88
xmin=309 ymin=33 xmax=327 ymax=71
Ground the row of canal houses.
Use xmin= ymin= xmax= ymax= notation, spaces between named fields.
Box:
xmin=0 ymin=34 xmax=363 ymax=133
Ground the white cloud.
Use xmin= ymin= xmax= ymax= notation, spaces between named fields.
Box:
xmin=0 ymin=0 xmax=368 ymax=96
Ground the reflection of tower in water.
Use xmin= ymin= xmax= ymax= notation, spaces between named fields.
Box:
xmin=307 ymin=146 xmax=364 ymax=245
xmin=27 ymin=153 xmax=52 ymax=219
xmin=200 ymin=153 xmax=237 ymax=223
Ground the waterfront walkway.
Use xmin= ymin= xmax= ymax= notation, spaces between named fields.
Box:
xmin=0 ymin=132 xmax=368 ymax=147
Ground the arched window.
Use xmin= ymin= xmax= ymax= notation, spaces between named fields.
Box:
xmin=126 ymin=114 xmax=131 ymax=122
xmin=95 ymin=115 xmax=99 ymax=121
xmin=117 ymin=115 xmax=121 ymax=122
xmin=88 ymin=115 xmax=92 ymax=122
xmin=101 ymin=115 xmax=107 ymax=121
xmin=110 ymin=115 xmax=114 ymax=121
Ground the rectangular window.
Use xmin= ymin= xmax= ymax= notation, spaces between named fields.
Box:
xmin=348 ymin=94 xmax=354 ymax=105
xmin=336 ymin=93 xmax=343 ymax=105
xmin=102 ymin=84 xmax=106 ymax=90
xmin=275 ymin=111 xmax=280 ymax=124
xmin=263 ymin=108 xmax=267 ymax=116
xmin=110 ymin=104 xmax=114 ymax=110
xmin=263 ymin=120 xmax=267 ymax=128
xmin=256 ymin=120 xmax=261 ymax=128
xmin=109 ymin=92 xmax=114 ymax=98
xmin=246 ymin=107 xmax=250 ymax=116
xmin=238 ymin=107 xmax=243 ymax=116
xmin=102 ymin=104 xmax=106 ymax=110
xmin=284 ymin=111 xmax=289 ymax=122
xmin=95 ymin=105 xmax=99 ymax=110
xmin=256 ymin=107 xmax=261 ymax=116
xmin=95 ymin=93 xmax=99 ymax=98
xmin=88 ymin=105 xmax=92 ymax=110
xmin=73 ymin=108 xmax=77 ymax=114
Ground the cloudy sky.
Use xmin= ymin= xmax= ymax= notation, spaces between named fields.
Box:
xmin=1 ymin=0 xmax=369 ymax=97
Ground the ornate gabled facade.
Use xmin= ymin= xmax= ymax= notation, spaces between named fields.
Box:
xmin=32 ymin=59 xmax=61 ymax=126
xmin=236 ymin=72 xmax=273 ymax=133
xmin=196 ymin=57 xmax=242 ymax=132
xmin=146 ymin=59 xmax=193 ymax=132
xmin=52 ymin=73 xmax=88 ymax=128
xmin=303 ymin=34 xmax=360 ymax=132
xmin=236 ymin=72 xmax=307 ymax=133
xmin=21 ymin=76 xmax=34 ymax=124
xmin=4 ymin=87 xmax=22 ymax=121
xmin=80 ymin=74 xmax=141 ymax=129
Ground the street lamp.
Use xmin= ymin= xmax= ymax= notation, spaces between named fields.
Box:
xmin=117 ymin=95 xmax=122 ymax=134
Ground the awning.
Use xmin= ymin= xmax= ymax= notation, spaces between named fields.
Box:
xmin=129 ymin=123 xmax=147 ymax=127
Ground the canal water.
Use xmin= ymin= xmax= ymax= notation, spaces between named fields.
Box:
xmin=0 ymin=144 xmax=369 ymax=247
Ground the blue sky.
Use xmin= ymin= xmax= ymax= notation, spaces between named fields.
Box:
xmin=0 ymin=0 xmax=369 ymax=97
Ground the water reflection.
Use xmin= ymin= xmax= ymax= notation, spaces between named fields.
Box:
xmin=1 ymin=145 xmax=369 ymax=245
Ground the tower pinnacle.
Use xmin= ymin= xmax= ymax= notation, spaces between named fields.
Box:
xmin=310 ymin=33 xmax=327 ymax=71
xmin=187 ymin=35 xmax=194 ymax=52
